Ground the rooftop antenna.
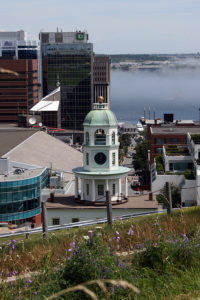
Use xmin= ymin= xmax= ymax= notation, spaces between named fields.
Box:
xmin=149 ymin=107 xmax=150 ymax=120
xmin=56 ymin=74 xmax=60 ymax=87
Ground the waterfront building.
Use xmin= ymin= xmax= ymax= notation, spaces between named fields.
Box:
xmin=73 ymin=96 xmax=130 ymax=202
xmin=40 ymin=30 xmax=93 ymax=130
xmin=0 ymin=30 xmax=39 ymax=122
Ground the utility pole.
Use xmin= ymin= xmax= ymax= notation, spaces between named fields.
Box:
xmin=40 ymin=176 xmax=48 ymax=238
xmin=41 ymin=201 xmax=48 ymax=238
xmin=166 ymin=182 xmax=172 ymax=215
xmin=106 ymin=190 xmax=112 ymax=226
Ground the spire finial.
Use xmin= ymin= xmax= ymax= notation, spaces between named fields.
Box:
xmin=98 ymin=96 xmax=104 ymax=103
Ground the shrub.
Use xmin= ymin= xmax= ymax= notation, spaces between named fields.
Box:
xmin=184 ymin=169 xmax=195 ymax=180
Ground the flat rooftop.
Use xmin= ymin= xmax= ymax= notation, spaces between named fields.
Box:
xmin=0 ymin=167 xmax=45 ymax=182
xmin=151 ymin=126 xmax=200 ymax=135
xmin=46 ymin=194 xmax=157 ymax=209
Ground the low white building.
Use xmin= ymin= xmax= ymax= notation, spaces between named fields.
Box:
xmin=151 ymin=133 xmax=200 ymax=206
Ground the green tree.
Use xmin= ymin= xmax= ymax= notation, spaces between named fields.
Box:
xmin=133 ymin=140 xmax=150 ymax=170
xmin=156 ymin=183 xmax=181 ymax=208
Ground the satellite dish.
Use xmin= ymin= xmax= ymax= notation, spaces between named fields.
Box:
xmin=39 ymin=122 xmax=43 ymax=127
xmin=28 ymin=117 xmax=36 ymax=125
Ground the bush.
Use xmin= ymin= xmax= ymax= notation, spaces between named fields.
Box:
xmin=184 ymin=169 xmax=195 ymax=180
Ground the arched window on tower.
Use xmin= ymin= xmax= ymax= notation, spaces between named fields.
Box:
xmin=112 ymin=132 xmax=115 ymax=145
xmin=85 ymin=132 xmax=89 ymax=145
xmin=95 ymin=129 xmax=106 ymax=145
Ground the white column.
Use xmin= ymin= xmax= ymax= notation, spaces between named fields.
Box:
xmin=81 ymin=178 xmax=84 ymax=200
xmin=125 ymin=176 xmax=128 ymax=198
xmin=92 ymin=179 xmax=95 ymax=202
xmin=118 ymin=178 xmax=121 ymax=199
xmin=75 ymin=176 xmax=78 ymax=198
xmin=106 ymin=179 xmax=109 ymax=191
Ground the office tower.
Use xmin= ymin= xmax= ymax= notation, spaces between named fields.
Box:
xmin=40 ymin=31 xmax=93 ymax=130
xmin=0 ymin=30 xmax=39 ymax=122
xmin=93 ymin=55 xmax=111 ymax=108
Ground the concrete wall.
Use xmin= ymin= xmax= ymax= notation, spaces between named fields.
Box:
xmin=46 ymin=207 xmax=156 ymax=226
xmin=181 ymin=179 xmax=196 ymax=205
xmin=152 ymin=174 xmax=185 ymax=194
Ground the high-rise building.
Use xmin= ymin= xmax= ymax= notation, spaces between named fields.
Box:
xmin=0 ymin=30 xmax=39 ymax=122
xmin=93 ymin=55 xmax=110 ymax=108
xmin=40 ymin=31 xmax=93 ymax=130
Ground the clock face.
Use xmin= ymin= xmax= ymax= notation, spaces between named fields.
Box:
xmin=94 ymin=152 xmax=107 ymax=165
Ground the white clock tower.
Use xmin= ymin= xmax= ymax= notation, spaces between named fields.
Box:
xmin=73 ymin=97 xmax=130 ymax=203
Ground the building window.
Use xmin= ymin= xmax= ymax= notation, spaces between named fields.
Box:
xmin=155 ymin=138 xmax=166 ymax=145
xmin=112 ymin=152 xmax=116 ymax=165
xmin=95 ymin=129 xmax=106 ymax=145
xmin=86 ymin=132 xmax=89 ymax=145
xmin=72 ymin=218 xmax=79 ymax=223
xmin=112 ymin=132 xmax=115 ymax=144
xmin=169 ymin=138 xmax=181 ymax=144
xmin=98 ymin=184 xmax=104 ymax=196
xmin=52 ymin=218 xmax=60 ymax=225
xmin=112 ymin=184 xmax=116 ymax=195
xmin=169 ymin=163 xmax=173 ymax=171
xmin=154 ymin=147 xmax=163 ymax=154
xmin=86 ymin=184 xmax=89 ymax=195
xmin=86 ymin=153 xmax=89 ymax=165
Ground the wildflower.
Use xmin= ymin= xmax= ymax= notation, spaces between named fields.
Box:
xmin=68 ymin=248 xmax=72 ymax=252
xmin=116 ymin=231 xmax=120 ymax=235
xmin=70 ymin=241 xmax=76 ymax=248
xmin=33 ymin=292 xmax=38 ymax=295
xmin=128 ymin=227 xmax=134 ymax=236
xmin=88 ymin=230 xmax=93 ymax=238
xmin=27 ymin=279 xmax=32 ymax=284
xmin=83 ymin=235 xmax=90 ymax=240
xmin=103 ymin=267 xmax=108 ymax=273
xmin=116 ymin=244 xmax=120 ymax=250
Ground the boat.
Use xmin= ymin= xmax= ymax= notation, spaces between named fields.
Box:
xmin=136 ymin=121 xmax=144 ymax=132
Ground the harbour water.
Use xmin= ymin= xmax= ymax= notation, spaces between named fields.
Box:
xmin=111 ymin=68 xmax=200 ymax=124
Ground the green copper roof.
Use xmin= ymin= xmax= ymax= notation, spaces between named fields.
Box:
xmin=83 ymin=108 xmax=118 ymax=127
xmin=73 ymin=166 xmax=130 ymax=176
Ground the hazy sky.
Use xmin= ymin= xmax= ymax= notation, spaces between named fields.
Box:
xmin=1 ymin=0 xmax=200 ymax=54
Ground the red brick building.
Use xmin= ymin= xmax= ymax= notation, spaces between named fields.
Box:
xmin=149 ymin=125 xmax=200 ymax=164
xmin=0 ymin=59 xmax=38 ymax=122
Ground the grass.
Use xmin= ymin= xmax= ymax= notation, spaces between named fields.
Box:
xmin=0 ymin=207 xmax=200 ymax=299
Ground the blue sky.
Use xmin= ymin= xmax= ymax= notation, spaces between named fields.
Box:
xmin=1 ymin=0 xmax=200 ymax=54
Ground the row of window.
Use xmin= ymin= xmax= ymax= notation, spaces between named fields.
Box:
xmin=154 ymin=138 xmax=187 ymax=145
xmin=85 ymin=184 xmax=116 ymax=196
xmin=85 ymin=130 xmax=116 ymax=145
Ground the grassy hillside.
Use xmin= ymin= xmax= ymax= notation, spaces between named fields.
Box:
xmin=0 ymin=207 xmax=200 ymax=299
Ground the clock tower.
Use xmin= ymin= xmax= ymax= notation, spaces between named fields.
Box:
xmin=73 ymin=96 xmax=130 ymax=203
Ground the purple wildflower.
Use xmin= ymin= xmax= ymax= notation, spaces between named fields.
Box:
xmin=69 ymin=241 xmax=76 ymax=248
xmin=128 ymin=228 xmax=134 ymax=236
xmin=116 ymin=231 xmax=120 ymax=236
xmin=27 ymin=279 xmax=32 ymax=284
xmin=88 ymin=230 xmax=93 ymax=238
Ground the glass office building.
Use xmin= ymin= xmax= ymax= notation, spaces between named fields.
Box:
xmin=0 ymin=167 xmax=48 ymax=222
xmin=41 ymin=31 xmax=93 ymax=130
